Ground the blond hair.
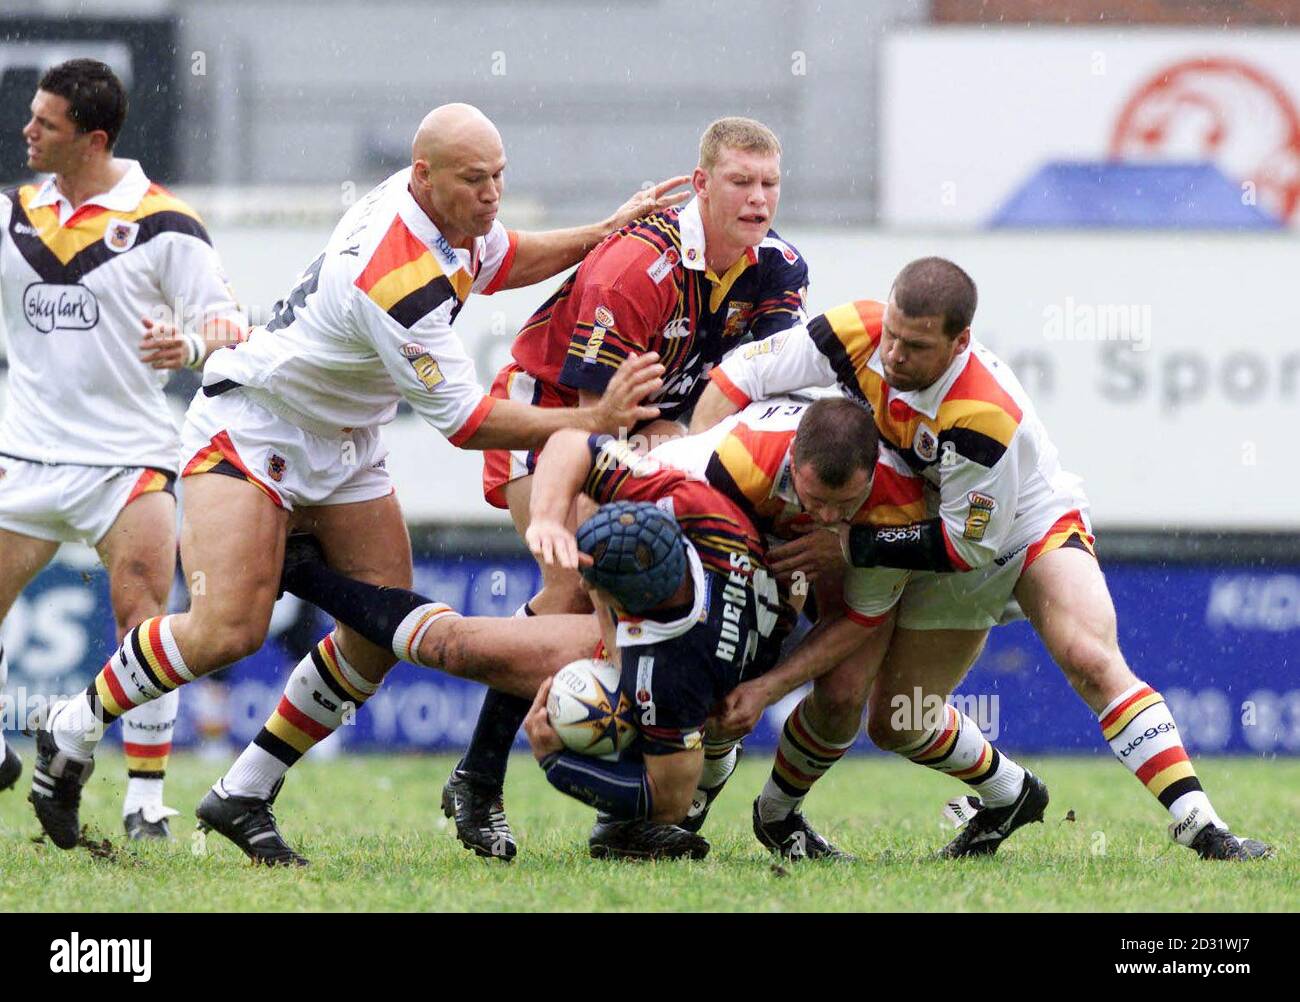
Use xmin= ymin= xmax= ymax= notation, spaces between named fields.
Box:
xmin=698 ymin=116 xmax=782 ymax=170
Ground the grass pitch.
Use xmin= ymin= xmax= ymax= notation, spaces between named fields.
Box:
xmin=0 ymin=749 xmax=1295 ymax=912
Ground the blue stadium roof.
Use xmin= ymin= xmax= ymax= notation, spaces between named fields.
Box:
xmin=990 ymin=161 xmax=1283 ymax=229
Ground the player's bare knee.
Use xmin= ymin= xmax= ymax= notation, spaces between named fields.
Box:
xmin=183 ymin=612 xmax=269 ymax=669
xmin=535 ymin=566 xmax=592 ymax=615
xmin=1057 ymin=631 xmax=1123 ymax=691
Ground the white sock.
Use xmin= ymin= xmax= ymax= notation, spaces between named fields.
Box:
xmin=120 ymin=688 xmax=178 ymax=815
xmin=220 ymin=744 xmax=287 ymax=800
xmin=392 ymin=603 xmax=459 ymax=666
xmin=49 ymin=693 xmax=100 ymax=759
xmin=221 ymin=633 xmax=377 ymax=799
xmin=123 ymin=777 xmax=165 ymax=816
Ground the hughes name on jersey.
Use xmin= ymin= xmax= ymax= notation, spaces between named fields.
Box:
xmin=0 ymin=161 xmax=239 ymax=471
xmin=203 ymin=168 xmax=516 ymax=442
xmin=582 ymin=434 xmax=783 ymax=752
xmin=510 ymin=197 xmax=807 ymax=423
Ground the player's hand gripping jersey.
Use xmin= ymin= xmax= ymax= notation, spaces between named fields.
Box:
xmin=710 ymin=301 xmax=1091 ymax=576
xmin=582 ymin=434 xmax=785 ymax=753
xmin=649 ymin=396 xmax=926 ymax=627
xmin=203 ymin=168 xmax=515 ymax=442
xmin=484 ymin=198 xmax=806 ymax=506
xmin=0 ymin=162 xmax=240 ymax=471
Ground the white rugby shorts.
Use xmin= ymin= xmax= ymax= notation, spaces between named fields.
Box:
xmin=0 ymin=454 xmax=175 ymax=546
xmin=179 ymin=385 xmax=392 ymax=511
xmin=844 ymin=503 xmax=1096 ymax=632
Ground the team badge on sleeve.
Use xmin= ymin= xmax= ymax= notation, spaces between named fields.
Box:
xmin=964 ymin=491 xmax=996 ymax=540
xmin=584 ymin=306 xmax=615 ymax=365
xmin=402 ymin=341 xmax=445 ymax=390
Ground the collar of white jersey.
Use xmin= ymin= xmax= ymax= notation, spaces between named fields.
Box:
xmin=615 ymin=541 xmax=708 ymax=648
xmin=677 ymin=196 xmax=760 ymax=274
xmin=395 ymin=166 xmax=478 ymax=279
xmin=29 ymin=159 xmax=151 ymax=218
xmin=868 ymin=339 xmax=974 ymax=420
xmin=772 ymin=446 xmax=799 ymax=507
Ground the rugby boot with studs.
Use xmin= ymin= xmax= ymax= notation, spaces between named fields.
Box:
xmin=751 ymin=798 xmax=856 ymax=861
xmin=195 ymin=778 xmax=308 ymax=866
xmin=589 ymin=814 xmax=710 ymax=861
xmin=939 ymin=771 xmax=1049 ymax=858
xmin=441 ymin=767 xmax=517 ymax=861
xmin=29 ymin=728 xmax=94 ymax=849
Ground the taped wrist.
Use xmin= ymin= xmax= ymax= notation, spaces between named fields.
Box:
xmin=540 ymin=751 xmax=653 ymax=820
xmin=182 ymin=329 xmax=206 ymax=369
xmin=847 ymin=518 xmax=957 ymax=571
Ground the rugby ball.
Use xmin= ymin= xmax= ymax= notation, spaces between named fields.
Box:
xmin=547 ymin=658 xmax=636 ymax=759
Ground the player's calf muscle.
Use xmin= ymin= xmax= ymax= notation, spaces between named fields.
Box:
xmin=646 ymin=750 xmax=703 ymax=823
xmin=419 ymin=615 xmax=596 ymax=696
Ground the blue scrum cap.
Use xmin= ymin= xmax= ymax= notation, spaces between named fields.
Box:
xmin=575 ymin=501 xmax=687 ymax=614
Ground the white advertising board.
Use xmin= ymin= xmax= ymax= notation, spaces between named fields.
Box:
xmin=882 ymin=29 xmax=1300 ymax=227
xmin=7 ymin=225 xmax=1293 ymax=530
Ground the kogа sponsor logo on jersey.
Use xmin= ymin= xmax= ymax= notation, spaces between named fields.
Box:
xmin=23 ymin=282 xmax=99 ymax=334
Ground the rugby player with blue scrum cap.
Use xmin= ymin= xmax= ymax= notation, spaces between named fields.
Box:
xmin=520 ymin=428 xmax=784 ymax=857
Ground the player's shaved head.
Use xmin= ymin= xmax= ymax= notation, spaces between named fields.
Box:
xmin=409 ymin=103 xmax=506 ymax=245
xmin=412 ymin=102 xmax=503 ymax=168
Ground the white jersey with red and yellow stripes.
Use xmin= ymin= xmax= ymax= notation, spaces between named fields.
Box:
xmin=202 ymin=168 xmax=516 ymax=444
xmin=0 ymin=160 xmax=240 ymax=472
xmin=711 ymin=301 xmax=1090 ymax=574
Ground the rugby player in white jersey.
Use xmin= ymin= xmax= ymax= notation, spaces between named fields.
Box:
xmin=29 ymin=101 xmax=678 ymax=863
xmin=0 ymin=60 xmax=243 ymax=839
xmin=696 ymin=257 xmax=1272 ymax=862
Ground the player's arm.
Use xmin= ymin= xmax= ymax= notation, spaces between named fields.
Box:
xmin=527 ymin=431 xmax=689 ymax=569
xmin=577 ymin=390 xmax=686 ymax=449
xmin=524 ymin=677 xmax=703 ymax=823
xmin=713 ymin=610 xmax=880 ymax=738
xmin=689 ymin=322 xmax=839 ymax=432
xmin=141 ymin=229 xmax=247 ymax=370
xmin=524 ymin=428 xmax=600 ymax=570
xmin=364 ymin=292 xmax=663 ymax=450
xmin=495 ymin=176 xmax=690 ymax=289
xmin=462 ymin=355 xmax=663 ymax=451
xmin=846 ymin=422 xmax=1022 ymax=572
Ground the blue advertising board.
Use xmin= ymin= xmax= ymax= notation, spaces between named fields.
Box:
xmin=2 ymin=551 xmax=1297 ymax=757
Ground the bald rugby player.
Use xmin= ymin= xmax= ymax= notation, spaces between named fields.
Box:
xmin=31 ymin=102 xmax=683 ymax=864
